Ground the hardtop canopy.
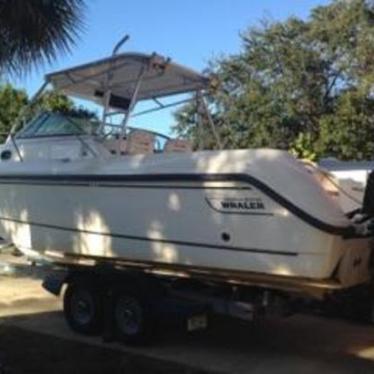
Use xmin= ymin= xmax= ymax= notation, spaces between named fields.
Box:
xmin=46 ymin=53 xmax=209 ymax=109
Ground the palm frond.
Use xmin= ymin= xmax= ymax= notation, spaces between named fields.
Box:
xmin=0 ymin=0 xmax=86 ymax=76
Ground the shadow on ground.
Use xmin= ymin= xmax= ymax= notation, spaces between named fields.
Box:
xmin=1 ymin=309 xmax=374 ymax=374
xmin=0 ymin=322 xmax=209 ymax=374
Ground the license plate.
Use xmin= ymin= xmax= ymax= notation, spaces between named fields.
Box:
xmin=187 ymin=314 xmax=207 ymax=331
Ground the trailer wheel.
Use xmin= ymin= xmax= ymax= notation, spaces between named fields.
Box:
xmin=113 ymin=289 xmax=155 ymax=345
xmin=63 ymin=282 xmax=103 ymax=335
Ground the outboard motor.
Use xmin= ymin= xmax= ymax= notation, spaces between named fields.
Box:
xmin=362 ymin=171 xmax=374 ymax=275
xmin=363 ymin=171 xmax=374 ymax=216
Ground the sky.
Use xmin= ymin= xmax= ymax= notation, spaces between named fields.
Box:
xmin=12 ymin=0 xmax=331 ymax=134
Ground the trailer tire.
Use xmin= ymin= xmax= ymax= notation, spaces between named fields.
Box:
xmin=63 ymin=281 xmax=103 ymax=335
xmin=113 ymin=288 xmax=155 ymax=345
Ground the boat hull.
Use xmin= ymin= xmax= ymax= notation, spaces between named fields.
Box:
xmin=0 ymin=170 xmax=371 ymax=288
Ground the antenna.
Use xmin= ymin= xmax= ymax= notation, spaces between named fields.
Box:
xmin=112 ymin=34 xmax=130 ymax=56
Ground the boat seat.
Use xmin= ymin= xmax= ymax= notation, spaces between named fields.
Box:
xmin=102 ymin=138 xmax=127 ymax=155
xmin=126 ymin=130 xmax=155 ymax=155
xmin=164 ymin=139 xmax=192 ymax=153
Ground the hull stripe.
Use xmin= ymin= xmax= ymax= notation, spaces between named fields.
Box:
xmin=0 ymin=172 xmax=354 ymax=236
xmin=0 ymin=216 xmax=298 ymax=257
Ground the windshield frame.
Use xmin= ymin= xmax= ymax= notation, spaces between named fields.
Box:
xmin=15 ymin=111 xmax=98 ymax=139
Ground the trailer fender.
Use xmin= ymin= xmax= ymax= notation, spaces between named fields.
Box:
xmin=42 ymin=271 xmax=69 ymax=296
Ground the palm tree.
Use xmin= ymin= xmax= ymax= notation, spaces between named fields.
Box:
xmin=0 ymin=0 xmax=85 ymax=76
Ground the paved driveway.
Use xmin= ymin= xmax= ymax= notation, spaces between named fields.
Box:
xmin=0 ymin=253 xmax=374 ymax=373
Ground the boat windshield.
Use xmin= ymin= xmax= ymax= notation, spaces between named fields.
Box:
xmin=16 ymin=112 xmax=99 ymax=139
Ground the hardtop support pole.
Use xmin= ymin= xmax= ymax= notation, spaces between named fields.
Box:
xmin=9 ymin=81 xmax=49 ymax=136
xmin=197 ymin=91 xmax=223 ymax=150
xmin=98 ymin=35 xmax=130 ymax=135
xmin=6 ymin=80 xmax=49 ymax=162
xmin=195 ymin=91 xmax=204 ymax=151
xmin=9 ymin=134 xmax=23 ymax=162
xmin=117 ymin=65 xmax=147 ymax=153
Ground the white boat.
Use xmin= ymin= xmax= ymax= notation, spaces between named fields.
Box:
xmin=0 ymin=41 xmax=372 ymax=295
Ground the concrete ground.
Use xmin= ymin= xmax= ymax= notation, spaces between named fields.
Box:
xmin=0 ymin=252 xmax=374 ymax=373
